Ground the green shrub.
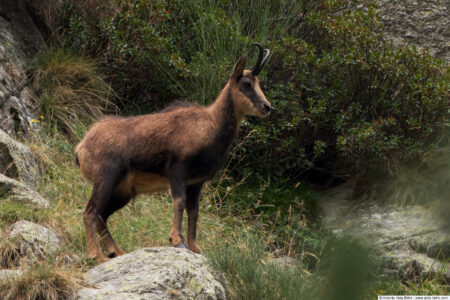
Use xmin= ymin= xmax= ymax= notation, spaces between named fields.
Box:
xmin=234 ymin=4 xmax=449 ymax=180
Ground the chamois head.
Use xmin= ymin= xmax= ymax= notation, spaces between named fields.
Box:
xmin=230 ymin=43 xmax=272 ymax=118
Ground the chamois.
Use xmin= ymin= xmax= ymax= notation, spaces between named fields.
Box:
xmin=75 ymin=44 xmax=272 ymax=261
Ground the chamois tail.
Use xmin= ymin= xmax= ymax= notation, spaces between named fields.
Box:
xmin=74 ymin=151 xmax=80 ymax=166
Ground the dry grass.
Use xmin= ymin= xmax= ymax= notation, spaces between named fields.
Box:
xmin=385 ymin=146 xmax=450 ymax=206
xmin=0 ymin=264 xmax=78 ymax=300
xmin=0 ymin=236 xmax=21 ymax=269
xmin=29 ymin=48 xmax=117 ymax=137
xmin=28 ymin=0 xmax=62 ymax=34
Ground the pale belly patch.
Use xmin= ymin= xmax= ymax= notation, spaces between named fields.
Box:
xmin=115 ymin=172 xmax=169 ymax=195
xmin=114 ymin=171 xmax=207 ymax=196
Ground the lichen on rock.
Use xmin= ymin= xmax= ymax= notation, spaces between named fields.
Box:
xmin=373 ymin=0 xmax=449 ymax=61
xmin=9 ymin=220 xmax=61 ymax=261
xmin=0 ymin=269 xmax=23 ymax=282
xmin=0 ymin=129 xmax=39 ymax=189
xmin=0 ymin=173 xmax=48 ymax=208
xmin=75 ymin=247 xmax=226 ymax=300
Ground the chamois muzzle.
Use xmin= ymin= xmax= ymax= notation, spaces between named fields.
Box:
xmin=251 ymin=43 xmax=271 ymax=76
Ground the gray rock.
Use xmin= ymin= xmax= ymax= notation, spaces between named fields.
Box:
xmin=0 ymin=0 xmax=45 ymax=136
xmin=321 ymin=184 xmax=450 ymax=283
xmin=0 ymin=173 xmax=48 ymax=208
xmin=75 ymin=248 xmax=226 ymax=300
xmin=9 ymin=220 xmax=61 ymax=260
xmin=0 ymin=269 xmax=23 ymax=282
xmin=0 ymin=129 xmax=38 ymax=189
xmin=373 ymin=0 xmax=449 ymax=61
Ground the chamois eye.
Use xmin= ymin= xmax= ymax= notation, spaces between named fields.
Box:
xmin=243 ymin=81 xmax=251 ymax=88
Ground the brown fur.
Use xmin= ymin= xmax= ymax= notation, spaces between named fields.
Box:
xmin=75 ymin=55 xmax=271 ymax=261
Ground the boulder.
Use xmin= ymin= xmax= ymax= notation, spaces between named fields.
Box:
xmin=321 ymin=184 xmax=450 ymax=283
xmin=9 ymin=220 xmax=61 ymax=260
xmin=0 ymin=173 xmax=48 ymax=208
xmin=0 ymin=129 xmax=39 ymax=189
xmin=75 ymin=248 xmax=226 ymax=300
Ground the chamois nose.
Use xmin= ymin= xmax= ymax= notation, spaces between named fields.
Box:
xmin=264 ymin=104 xmax=272 ymax=112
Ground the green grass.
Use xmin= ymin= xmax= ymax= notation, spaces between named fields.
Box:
xmin=207 ymin=234 xmax=317 ymax=300
xmin=0 ymin=201 xmax=52 ymax=227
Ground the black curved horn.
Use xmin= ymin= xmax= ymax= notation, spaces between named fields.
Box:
xmin=251 ymin=43 xmax=270 ymax=76
xmin=259 ymin=49 xmax=270 ymax=72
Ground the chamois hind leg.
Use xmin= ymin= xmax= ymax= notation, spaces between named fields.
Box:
xmin=83 ymin=166 xmax=124 ymax=261
xmin=83 ymin=184 xmax=111 ymax=262
xmin=96 ymin=192 xmax=131 ymax=258
xmin=168 ymin=166 xmax=187 ymax=248
xmin=186 ymin=183 xmax=203 ymax=253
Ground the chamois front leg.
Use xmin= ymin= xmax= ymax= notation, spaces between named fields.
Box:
xmin=186 ymin=183 xmax=203 ymax=253
xmin=168 ymin=167 xmax=187 ymax=248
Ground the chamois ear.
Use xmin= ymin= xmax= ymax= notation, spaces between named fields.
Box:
xmin=231 ymin=55 xmax=247 ymax=81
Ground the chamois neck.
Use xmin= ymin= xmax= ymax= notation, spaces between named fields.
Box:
xmin=209 ymin=82 xmax=245 ymax=130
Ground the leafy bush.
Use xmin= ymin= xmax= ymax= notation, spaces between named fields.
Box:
xmin=58 ymin=0 xmax=311 ymax=107
xmin=235 ymin=4 xmax=449 ymax=180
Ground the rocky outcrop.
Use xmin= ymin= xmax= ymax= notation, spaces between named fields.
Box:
xmin=374 ymin=0 xmax=449 ymax=61
xmin=0 ymin=128 xmax=48 ymax=208
xmin=0 ymin=173 xmax=48 ymax=208
xmin=9 ymin=220 xmax=61 ymax=261
xmin=0 ymin=129 xmax=38 ymax=189
xmin=321 ymin=184 xmax=450 ymax=283
xmin=0 ymin=0 xmax=45 ymax=136
xmin=75 ymin=248 xmax=226 ymax=300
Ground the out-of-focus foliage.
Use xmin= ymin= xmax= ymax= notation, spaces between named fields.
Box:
xmin=57 ymin=0 xmax=449 ymax=180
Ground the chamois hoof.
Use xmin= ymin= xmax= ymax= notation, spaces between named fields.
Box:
xmin=107 ymin=249 xmax=127 ymax=258
xmin=107 ymin=252 xmax=118 ymax=258
xmin=174 ymin=243 xmax=188 ymax=249
xmin=187 ymin=241 xmax=201 ymax=253
xmin=91 ymin=255 xmax=109 ymax=262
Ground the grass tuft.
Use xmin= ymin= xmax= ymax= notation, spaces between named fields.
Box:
xmin=0 ymin=264 xmax=77 ymax=300
xmin=29 ymin=48 xmax=117 ymax=137
xmin=0 ymin=236 xmax=21 ymax=269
